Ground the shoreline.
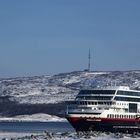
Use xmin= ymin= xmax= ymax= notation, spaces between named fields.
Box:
xmin=0 ymin=131 xmax=139 ymax=140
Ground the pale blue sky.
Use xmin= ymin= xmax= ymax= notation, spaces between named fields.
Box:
xmin=0 ymin=0 xmax=140 ymax=77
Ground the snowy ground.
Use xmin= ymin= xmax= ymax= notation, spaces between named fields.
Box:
xmin=0 ymin=131 xmax=139 ymax=140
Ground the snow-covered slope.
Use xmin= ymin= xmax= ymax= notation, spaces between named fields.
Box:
xmin=0 ymin=70 xmax=140 ymax=105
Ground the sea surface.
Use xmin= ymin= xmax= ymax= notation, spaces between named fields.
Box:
xmin=0 ymin=122 xmax=138 ymax=140
xmin=0 ymin=122 xmax=74 ymax=133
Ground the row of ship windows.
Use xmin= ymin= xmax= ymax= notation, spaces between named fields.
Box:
xmin=77 ymin=96 xmax=112 ymax=100
xmin=79 ymin=90 xmax=115 ymax=95
xmin=114 ymin=97 xmax=140 ymax=102
xmin=117 ymin=91 xmax=140 ymax=96
xmin=77 ymin=96 xmax=140 ymax=102
xmin=111 ymin=102 xmax=128 ymax=106
xmin=77 ymin=101 xmax=112 ymax=105
xmin=79 ymin=90 xmax=140 ymax=96
xmin=107 ymin=114 xmax=137 ymax=119
xmin=76 ymin=101 xmax=128 ymax=106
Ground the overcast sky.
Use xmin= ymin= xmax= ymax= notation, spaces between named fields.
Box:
xmin=0 ymin=0 xmax=140 ymax=77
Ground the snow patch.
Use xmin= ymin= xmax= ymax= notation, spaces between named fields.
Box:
xmin=0 ymin=113 xmax=66 ymax=122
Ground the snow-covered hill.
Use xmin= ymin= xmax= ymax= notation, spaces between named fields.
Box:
xmin=0 ymin=70 xmax=140 ymax=117
xmin=0 ymin=70 xmax=140 ymax=105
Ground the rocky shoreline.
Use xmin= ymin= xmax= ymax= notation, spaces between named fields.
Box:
xmin=1 ymin=131 xmax=140 ymax=140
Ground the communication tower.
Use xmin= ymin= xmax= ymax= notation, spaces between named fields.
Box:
xmin=88 ymin=48 xmax=91 ymax=71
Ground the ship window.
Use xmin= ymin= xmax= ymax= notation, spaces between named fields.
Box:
xmin=115 ymin=115 xmax=117 ymax=118
xmin=107 ymin=114 xmax=109 ymax=118
xmin=120 ymin=115 xmax=122 ymax=118
xmin=88 ymin=102 xmax=91 ymax=105
xmin=99 ymin=102 xmax=103 ymax=105
xmin=129 ymin=103 xmax=137 ymax=113
xmin=111 ymin=114 xmax=114 ymax=118
xmin=124 ymin=108 xmax=128 ymax=112
xmin=107 ymin=102 xmax=112 ymax=105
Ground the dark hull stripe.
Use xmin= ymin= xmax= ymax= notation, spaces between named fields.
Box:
xmin=66 ymin=116 xmax=140 ymax=133
xmin=68 ymin=112 xmax=101 ymax=115
xmin=66 ymin=116 xmax=140 ymax=122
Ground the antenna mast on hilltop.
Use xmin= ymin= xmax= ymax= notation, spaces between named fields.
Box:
xmin=88 ymin=48 xmax=91 ymax=71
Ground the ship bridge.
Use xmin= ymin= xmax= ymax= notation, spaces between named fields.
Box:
xmin=76 ymin=89 xmax=116 ymax=101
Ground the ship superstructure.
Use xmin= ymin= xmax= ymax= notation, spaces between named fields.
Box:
xmin=66 ymin=86 xmax=140 ymax=133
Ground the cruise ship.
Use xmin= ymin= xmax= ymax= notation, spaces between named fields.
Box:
xmin=65 ymin=86 xmax=140 ymax=133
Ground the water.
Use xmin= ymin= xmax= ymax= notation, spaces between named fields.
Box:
xmin=0 ymin=122 xmax=74 ymax=133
